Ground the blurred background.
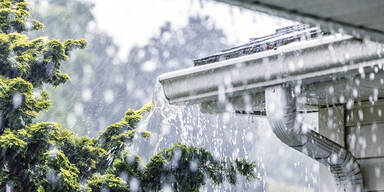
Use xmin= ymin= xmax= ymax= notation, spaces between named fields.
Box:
xmin=29 ymin=0 xmax=319 ymax=191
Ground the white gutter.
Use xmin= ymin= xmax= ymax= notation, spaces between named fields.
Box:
xmin=159 ymin=35 xmax=383 ymax=105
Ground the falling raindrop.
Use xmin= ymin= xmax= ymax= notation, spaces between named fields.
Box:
xmin=130 ymin=178 xmax=140 ymax=192
xmin=12 ymin=92 xmax=22 ymax=109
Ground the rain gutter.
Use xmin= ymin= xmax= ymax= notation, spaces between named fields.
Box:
xmin=158 ymin=35 xmax=383 ymax=105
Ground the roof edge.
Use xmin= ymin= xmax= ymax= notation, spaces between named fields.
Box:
xmin=215 ymin=0 xmax=384 ymax=43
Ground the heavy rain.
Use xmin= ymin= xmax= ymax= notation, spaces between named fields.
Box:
xmin=0 ymin=0 xmax=383 ymax=191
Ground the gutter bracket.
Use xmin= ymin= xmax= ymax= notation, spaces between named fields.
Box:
xmin=265 ymin=85 xmax=363 ymax=192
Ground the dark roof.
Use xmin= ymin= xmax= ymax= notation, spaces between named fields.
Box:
xmin=193 ymin=24 xmax=328 ymax=66
xmin=215 ymin=0 xmax=384 ymax=44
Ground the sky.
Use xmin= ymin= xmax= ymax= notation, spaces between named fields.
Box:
xmin=89 ymin=0 xmax=294 ymax=59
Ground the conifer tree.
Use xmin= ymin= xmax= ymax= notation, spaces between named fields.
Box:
xmin=0 ymin=0 xmax=256 ymax=191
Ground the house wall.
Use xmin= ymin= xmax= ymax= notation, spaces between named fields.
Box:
xmin=345 ymin=101 xmax=384 ymax=192
xmin=319 ymin=102 xmax=384 ymax=192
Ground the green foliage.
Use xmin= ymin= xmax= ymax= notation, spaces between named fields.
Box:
xmin=0 ymin=0 xmax=86 ymax=132
xmin=86 ymin=174 xmax=130 ymax=192
xmin=0 ymin=25 xmax=86 ymax=87
xmin=141 ymin=143 xmax=255 ymax=192
xmin=0 ymin=0 xmax=43 ymax=33
xmin=0 ymin=128 xmax=27 ymax=149
xmin=39 ymin=150 xmax=80 ymax=191
xmin=0 ymin=0 xmax=257 ymax=191
xmin=98 ymin=103 xmax=152 ymax=157
xmin=0 ymin=77 xmax=50 ymax=130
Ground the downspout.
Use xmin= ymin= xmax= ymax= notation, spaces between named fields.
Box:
xmin=265 ymin=85 xmax=363 ymax=192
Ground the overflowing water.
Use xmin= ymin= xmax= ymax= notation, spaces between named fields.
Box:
xmin=131 ymin=82 xmax=319 ymax=192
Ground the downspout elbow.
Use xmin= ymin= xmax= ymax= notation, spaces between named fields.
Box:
xmin=265 ymin=85 xmax=363 ymax=192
